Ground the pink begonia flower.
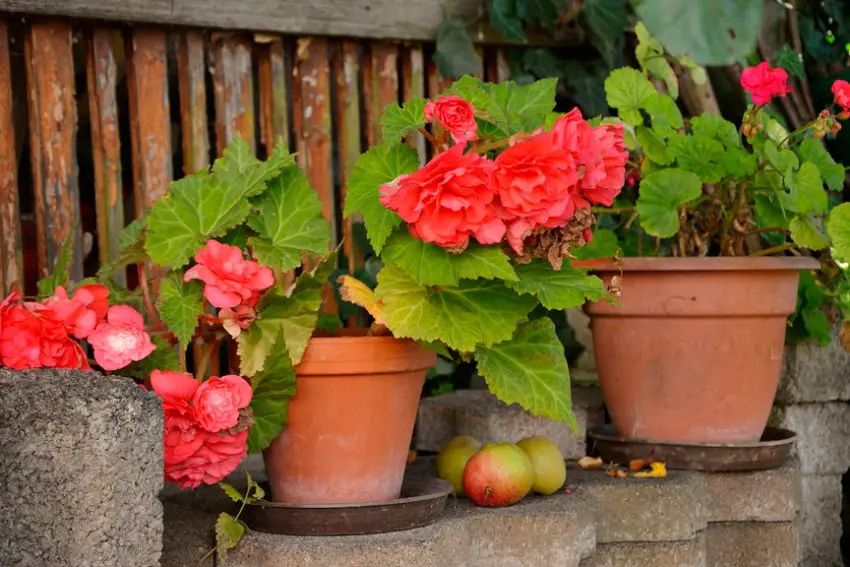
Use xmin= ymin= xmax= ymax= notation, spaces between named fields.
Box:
xmin=87 ymin=305 xmax=155 ymax=371
xmin=164 ymin=428 xmax=249 ymax=489
xmin=193 ymin=374 xmax=253 ymax=432
xmin=219 ymin=305 xmax=256 ymax=339
xmin=37 ymin=283 xmax=109 ymax=339
xmin=184 ymin=240 xmax=274 ymax=309
xmin=423 ymin=96 xmax=478 ymax=144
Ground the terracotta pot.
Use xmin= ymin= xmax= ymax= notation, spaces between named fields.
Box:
xmin=585 ymin=257 xmax=819 ymax=444
xmin=263 ymin=333 xmax=435 ymax=504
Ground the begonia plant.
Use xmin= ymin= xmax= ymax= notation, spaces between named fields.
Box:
xmin=341 ymin=76 xmax=628 ymax=430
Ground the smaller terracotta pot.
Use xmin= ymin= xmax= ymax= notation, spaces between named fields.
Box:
xmin=263 ymin=333 xmax=435 ymax=505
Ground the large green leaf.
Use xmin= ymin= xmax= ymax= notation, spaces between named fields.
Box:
xmin=508 ymin=260 xmax=606 ymax=310
xmin=668 ymin=133 xmax=726 ymax=183
xmin=146 ymin=139 xmax=294 ymax=267
xmin=381 ymin=99 xmax=427 ymax=143
xmin=828 ymin=203 xmax=850 ymax=263
xmin=344 ymin=144 xmax=419 ymax=254
xmin=689 ymin=114 xmax=739 ymax=148
xmin=603 ymin=67 xmax=655 ymax=126
xmin=775 ymin=44 xmax=805 ymax=80
xmin=516 ymin=0 xmax=558 ymax=27
xmin=487 ymin=78 xmax=558 ymax=134
xmin=636 ymin=126 xmax=672 ymax=165
xmin=573 ymin=228 xmax=620 ymax=260
xmin=246 ymin=332 xmax=296 ymax=454
xmin=490 ymin=0 xmax=526 ymax=41
xmin=446 ymin=76 xmax=509 ymax=132
xmin=636 ymin=168 xmax=702 ymax=238
xmin=375 ymin=264 xmax=536 ymax=353
xmin=475 ymin=318 xmax=577 ymax=431
xmin=636 ymin=0 xmax=764 ymax=66
xmin=433 ymin=19 xmax=482 ymax=79
xmin=582 ymin=0 xmax=628 ymax=67
xmin=381 ymin=231 xmax=516 ymax=287
xmin=644 ymin=93 xmax=683 ymax=134
xmin=797 ymin=139 xmax=845 ymax=190
xmin=247 ymin=165 xmax=332 ymax=272
xmin=158 ymin=275 xmax=204 ymax=347
xmin=789 ymin=216 xmax=829 ymax=250
xmin=785 ymin=162 xmax=828 ymax=215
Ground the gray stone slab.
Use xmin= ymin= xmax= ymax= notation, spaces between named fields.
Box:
xmin=704 ymin=457 xmax=802 ymax=522
xmin=778 ymin=327 xmax=850 ymax=403
xmin=416 ymin=388 xmax=603 ymax=460
xmin=773 ymin=402 xmax=850 ymax=474
xmin=581 ymin=533 xmax=705 ymax=567
xmin=801 ymin=474 xmax=843 ymax=567
xmin=0 ymin=368 xmax=163 ymax=567
xmin=566 ymin=467 xmax=706 ymax=544
xmin=705 ymin=522 xmax=801 ymax=567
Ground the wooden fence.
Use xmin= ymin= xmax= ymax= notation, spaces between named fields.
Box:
xmin=0 ymin=1 xmax=535 ymax=298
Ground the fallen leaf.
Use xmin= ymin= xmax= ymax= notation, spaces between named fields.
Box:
xmin=578 ymin=456 xmax=604 ymax=470
xmin=631 ymin=462 xmax=667 ymax=479
xmin=606 ymin=467 xmax=629 ymax=479
xmin=628 ymin=458 xmax=653 ymax=472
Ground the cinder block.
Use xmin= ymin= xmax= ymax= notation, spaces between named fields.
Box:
xmin=704 ymin=458 xmax=801 ymax=522
xmin=567 ymin=467 xmax=705 ymax=544
xmin=801 ymin=474 xmax=843 ymax=567
xmin=773 ymin=403 xmax=850 ymax=474
xmin=581 ymin=533 xmax=705 ymax=567
xmin=778 ymin=327 xmax=850 ymax=403
xmin=705 ymin=522 xmax=801 ymax=567
xmin=416 ymin=388 xmax=603 ymax=460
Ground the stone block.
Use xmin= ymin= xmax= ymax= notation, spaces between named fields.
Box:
xmin=703 ymin=457 xmax=801 ymax=522
xmin=567 ymin=467 xmax=705 ymax=544
xmin=705 ymin=522 xmax=801 ymax=567
xmin=777 ymin=327 xmax=850 ymax=403
xmin=801 ymin=474 xmax=843 ymax=567
xmin=225 ymin=494 xmax=595 ymax=567
xmin=0 ymin=369 xmax=163 ymax=567
xmin=416 ymin=388 xmax=604 ymax=460
xmin=581 ymin=533 xmax=705 ymax=567
xmin=773 ymin=402 xmax=850 ymax=474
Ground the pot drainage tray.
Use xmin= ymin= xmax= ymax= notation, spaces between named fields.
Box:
xmin=589 ymin=425 xmax=796 ymax=472
xmin=243 ymin=476 xmax=452 ymax=536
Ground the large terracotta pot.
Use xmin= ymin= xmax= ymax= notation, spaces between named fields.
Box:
xmin=263 ymin=333 xmax=435 ymax=504
xmin=585 ymin=257 xmax=819 ymax=444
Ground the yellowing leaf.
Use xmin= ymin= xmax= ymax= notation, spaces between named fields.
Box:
xmin=631 ymin=462 xmax=668 ymax=479
xmin=338 ymin=275 xmax=385 ymax=325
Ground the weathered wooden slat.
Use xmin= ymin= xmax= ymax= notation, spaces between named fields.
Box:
xmin=87 ymin=28 xmax=125 ymax=285
xmin=211 ymin=35 xmax=255 ymax=153
xmin=401 ymin=45 xmax=426 ymax=163
xmin=0 ymin=20 xmax=22 ymax=294
xmin=332 ymin=41 xmax=362 ymax=281
xmin=368 ymin=43 xmax=399 ymax=145
xmin=427 ymin=57 xmax=453 ymax=98
xmin=257 ymin=37 xmax=289 ymax=154
xmin=24 ymin=21 xmax=83 ymax=281
xmin=126 ymin=28 xmax=172 ymax=214
xmin=176 ymin=31 xmax=210 ymax=174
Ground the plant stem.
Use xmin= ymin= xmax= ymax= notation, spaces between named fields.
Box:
xmin=418 ymin=128 xmax=442 ymax=149
xmin=195 ymin=340 xmax=217 ymax=381
xmin=748 ymin=226 xmax=785 ymax=235
xmin=470 ymin=138 xmax=511 ymax=154
xmin=178 ymin=345 xmax=187 ymax=374
xmin=137 ymin=263 xmax=163 ymax=329
xmin=749 ymin=243 xmax=795 ymax=257
xmin=592 ymin=205 xmax=635 ymax=215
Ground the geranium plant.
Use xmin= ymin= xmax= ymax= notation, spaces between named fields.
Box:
xmin=341 ymin=76 xmax=628 ymax=429
xmin=587 ymin=23 xmax=850 ymax=347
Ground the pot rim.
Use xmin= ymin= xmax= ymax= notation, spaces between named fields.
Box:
xmin=587 ymin=256 xmax=820 ymax=273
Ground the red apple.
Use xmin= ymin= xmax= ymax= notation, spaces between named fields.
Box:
xmin=462 ymin=442 xmax=534 ymax=507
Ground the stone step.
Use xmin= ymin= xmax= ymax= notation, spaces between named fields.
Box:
xmin=415 ymin=385 xmax=604 ymax=460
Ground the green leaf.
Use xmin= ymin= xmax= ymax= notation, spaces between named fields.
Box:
xmin=381 ymin=99 xmax=427 ymax=143
xmin=789 ymin=216 xmax=829 ymax=250
xmin=97 ymin=223 xmax=148 ymax=279
xmin=381 ymin=231 xmax=517 ymax=287
xmin=785 ymin=162 xmax=828 ymax=215
xmin=246 ymin=331 xmax=296 ymax=453
xmin=634 ymin=22 xmax=677 ymax=98
xmin=636 ymin=168 xmax=702 ymax=238
xmin=583 ymin=0 xmax=628 ymax=67
xmin=720 ymin=147 xmax=758 ymax=178
xmin=316 ymin=313 xmax=343 ymax=332
xmin=146 ymin=139 xmax=294 ymax=267
xmin=828 ymin=203 xmax=850 ymax=263
xmin=158 ymin=276 xmax=204 ymax=347
xmin=487 ymin=78 xmax=558 ymax=133
xmin=802 ymin=306 xmax=831 ymax=346
xmin=490 ymin=0 xmax=526 ymax=41
xmin=636 ymin=125 xmax=672 ymax=165
xmin=433 ymin=19 xmax=482 ymax=79
xmin=237 ymin=257 xmax=334 ymax=375
xmin=668 ymin=133 xmax=726 ymax=183
xmin=475 ymin=318 xmax=577 ymax=431
xmin=764 ymin=141 xmax=800 ymax=176
xmin=644 ymin=93 xmax=683 ymax=134
xmin=247 ymin=165 xmax=332 ymax=272
xmin=37 ymin=233 xmax=74 ymax=298
xmin=690 ymin=114 xmax=739 ymax=148
xmin=798 ymin=139 xmax=845 ymax=190
xmin=219 ymin=482 xmax=244 ymax=503
xmin=118 ymin=217 xmax=147 ymax=249
xmin=754 ymin=193 xmax=790 ymax=230
xmin=446 ymin=76 xmax=509 ymax=132
xmin=573 ymin=229 xmax=620 ymax=260
xmin=677 ymin=56 xmax=707 ymax=84
xmin=604 ymin=67 xmax=655 ymax=126
xmin=775 ymin=44 xmax=805 ymax=81
xmin=119 ymin=336 xmax=181 ymax=380
xmin=516 ymin=0 xmax=558 ymax=27
xmin=375 ymin=264 xmax=536 ymax=353
xmin=636 ymin=0 xmax=764 ymax=66
xmin=508 ymin=260 xmax=606 ymax=310
xmin=215 ymin=512 xmax=245 ymax=561
xmin=563 ymin=61 xmax=610 ymax=118
xmin=344 ymin=144 xmax=419 ymax=254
